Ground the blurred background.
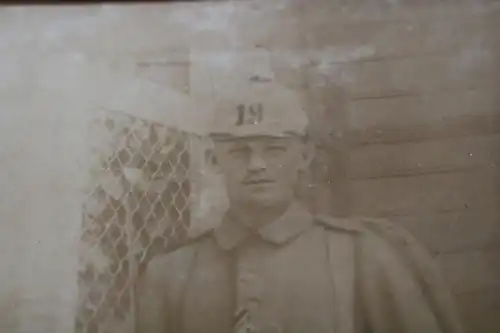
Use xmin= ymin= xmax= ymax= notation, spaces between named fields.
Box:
xmin=0 ymin=1 xmax=499 ymax=332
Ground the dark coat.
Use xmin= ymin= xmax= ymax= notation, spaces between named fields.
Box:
xmin=136 ymin=202 xmax=463 ymax=333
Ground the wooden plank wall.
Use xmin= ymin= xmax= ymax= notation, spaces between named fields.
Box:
xmin=301 ymin=2 xmax=500 ymax=332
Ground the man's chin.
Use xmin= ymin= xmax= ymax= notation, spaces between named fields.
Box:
xmin=244 ymin=192 xmax=288 ymax=207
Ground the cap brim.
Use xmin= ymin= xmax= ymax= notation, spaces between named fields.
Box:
xmin=210 ymin=131 xmax=304 ymax=141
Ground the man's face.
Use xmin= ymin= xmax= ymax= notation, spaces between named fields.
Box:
xmin=213 ymin=136 xmax=313 ymax=207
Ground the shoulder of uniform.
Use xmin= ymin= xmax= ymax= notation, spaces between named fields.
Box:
xmin=315 ymin=215 xmax=418 ymax=245
xmin=313 ymin=214 xmax=364 ymax=233
xmin=359 ymin=217 xmax=413 ymax=241
xmin=355 ymin=216 xmax=420 ymax=248
xmin=354 ymin=217 xmax=442 ymax=283
xmin=144 ymin=229 xmax=213 ymax=276
xmin=181 ymin=228 xmax=215 ymax=248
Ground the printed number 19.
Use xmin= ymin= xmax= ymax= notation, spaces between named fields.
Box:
xmin=236 ymin=104 xmax=263 ymax=126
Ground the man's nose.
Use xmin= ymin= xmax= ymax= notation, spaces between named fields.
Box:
xmin=248 ymin=152 xmax=266 ymax=171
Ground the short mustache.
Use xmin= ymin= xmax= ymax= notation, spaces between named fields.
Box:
xmin=242 ymin=178 xmax=273 ymax=184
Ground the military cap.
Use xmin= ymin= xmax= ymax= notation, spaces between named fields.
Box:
xmin=209 ymin=80 xmax=309 ymax=140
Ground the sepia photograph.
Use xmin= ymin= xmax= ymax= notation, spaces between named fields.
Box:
xmin=0 ymin=1 xmax=499 ymax=333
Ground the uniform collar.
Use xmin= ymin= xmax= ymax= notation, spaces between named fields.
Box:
xmin=214 ymin=201 xmax=314 ymax=251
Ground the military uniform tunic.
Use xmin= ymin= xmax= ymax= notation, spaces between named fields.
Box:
xmin=136 ymin=202 xmax=463 ymax=333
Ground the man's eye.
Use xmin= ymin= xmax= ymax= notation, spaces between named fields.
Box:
xmin=266 ymin=146 xmax=286 ymax=152
xmin=229 ymin=148 xmax=249 ymax=155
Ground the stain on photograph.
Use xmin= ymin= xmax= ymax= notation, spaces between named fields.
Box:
xmin=1 ymin=1 xmax=499 ymax=333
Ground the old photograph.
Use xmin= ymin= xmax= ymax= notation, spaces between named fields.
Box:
xmin=0 ymin=1 xmax=499 ymax=333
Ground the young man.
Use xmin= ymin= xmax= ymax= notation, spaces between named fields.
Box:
xmin=136 ymin=83 xmax=463 ymax=333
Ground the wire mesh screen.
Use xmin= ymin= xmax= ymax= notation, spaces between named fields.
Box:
xmin=76 ymin=111 xmax=193 ymax=333
xmin=75 ymin=105 xmax=348 ymax=333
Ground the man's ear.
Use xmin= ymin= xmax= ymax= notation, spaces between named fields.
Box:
xmin=205 ymin=148 xmax=217 ymax=168
xmin=298 ymin=140 xmax=316 ymax=171
xmin=206 ymin=145 xmax=223 ymax=174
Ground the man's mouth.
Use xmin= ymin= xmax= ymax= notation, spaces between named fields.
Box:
xmin=243 ymin=179 xmax=273 ymax=185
